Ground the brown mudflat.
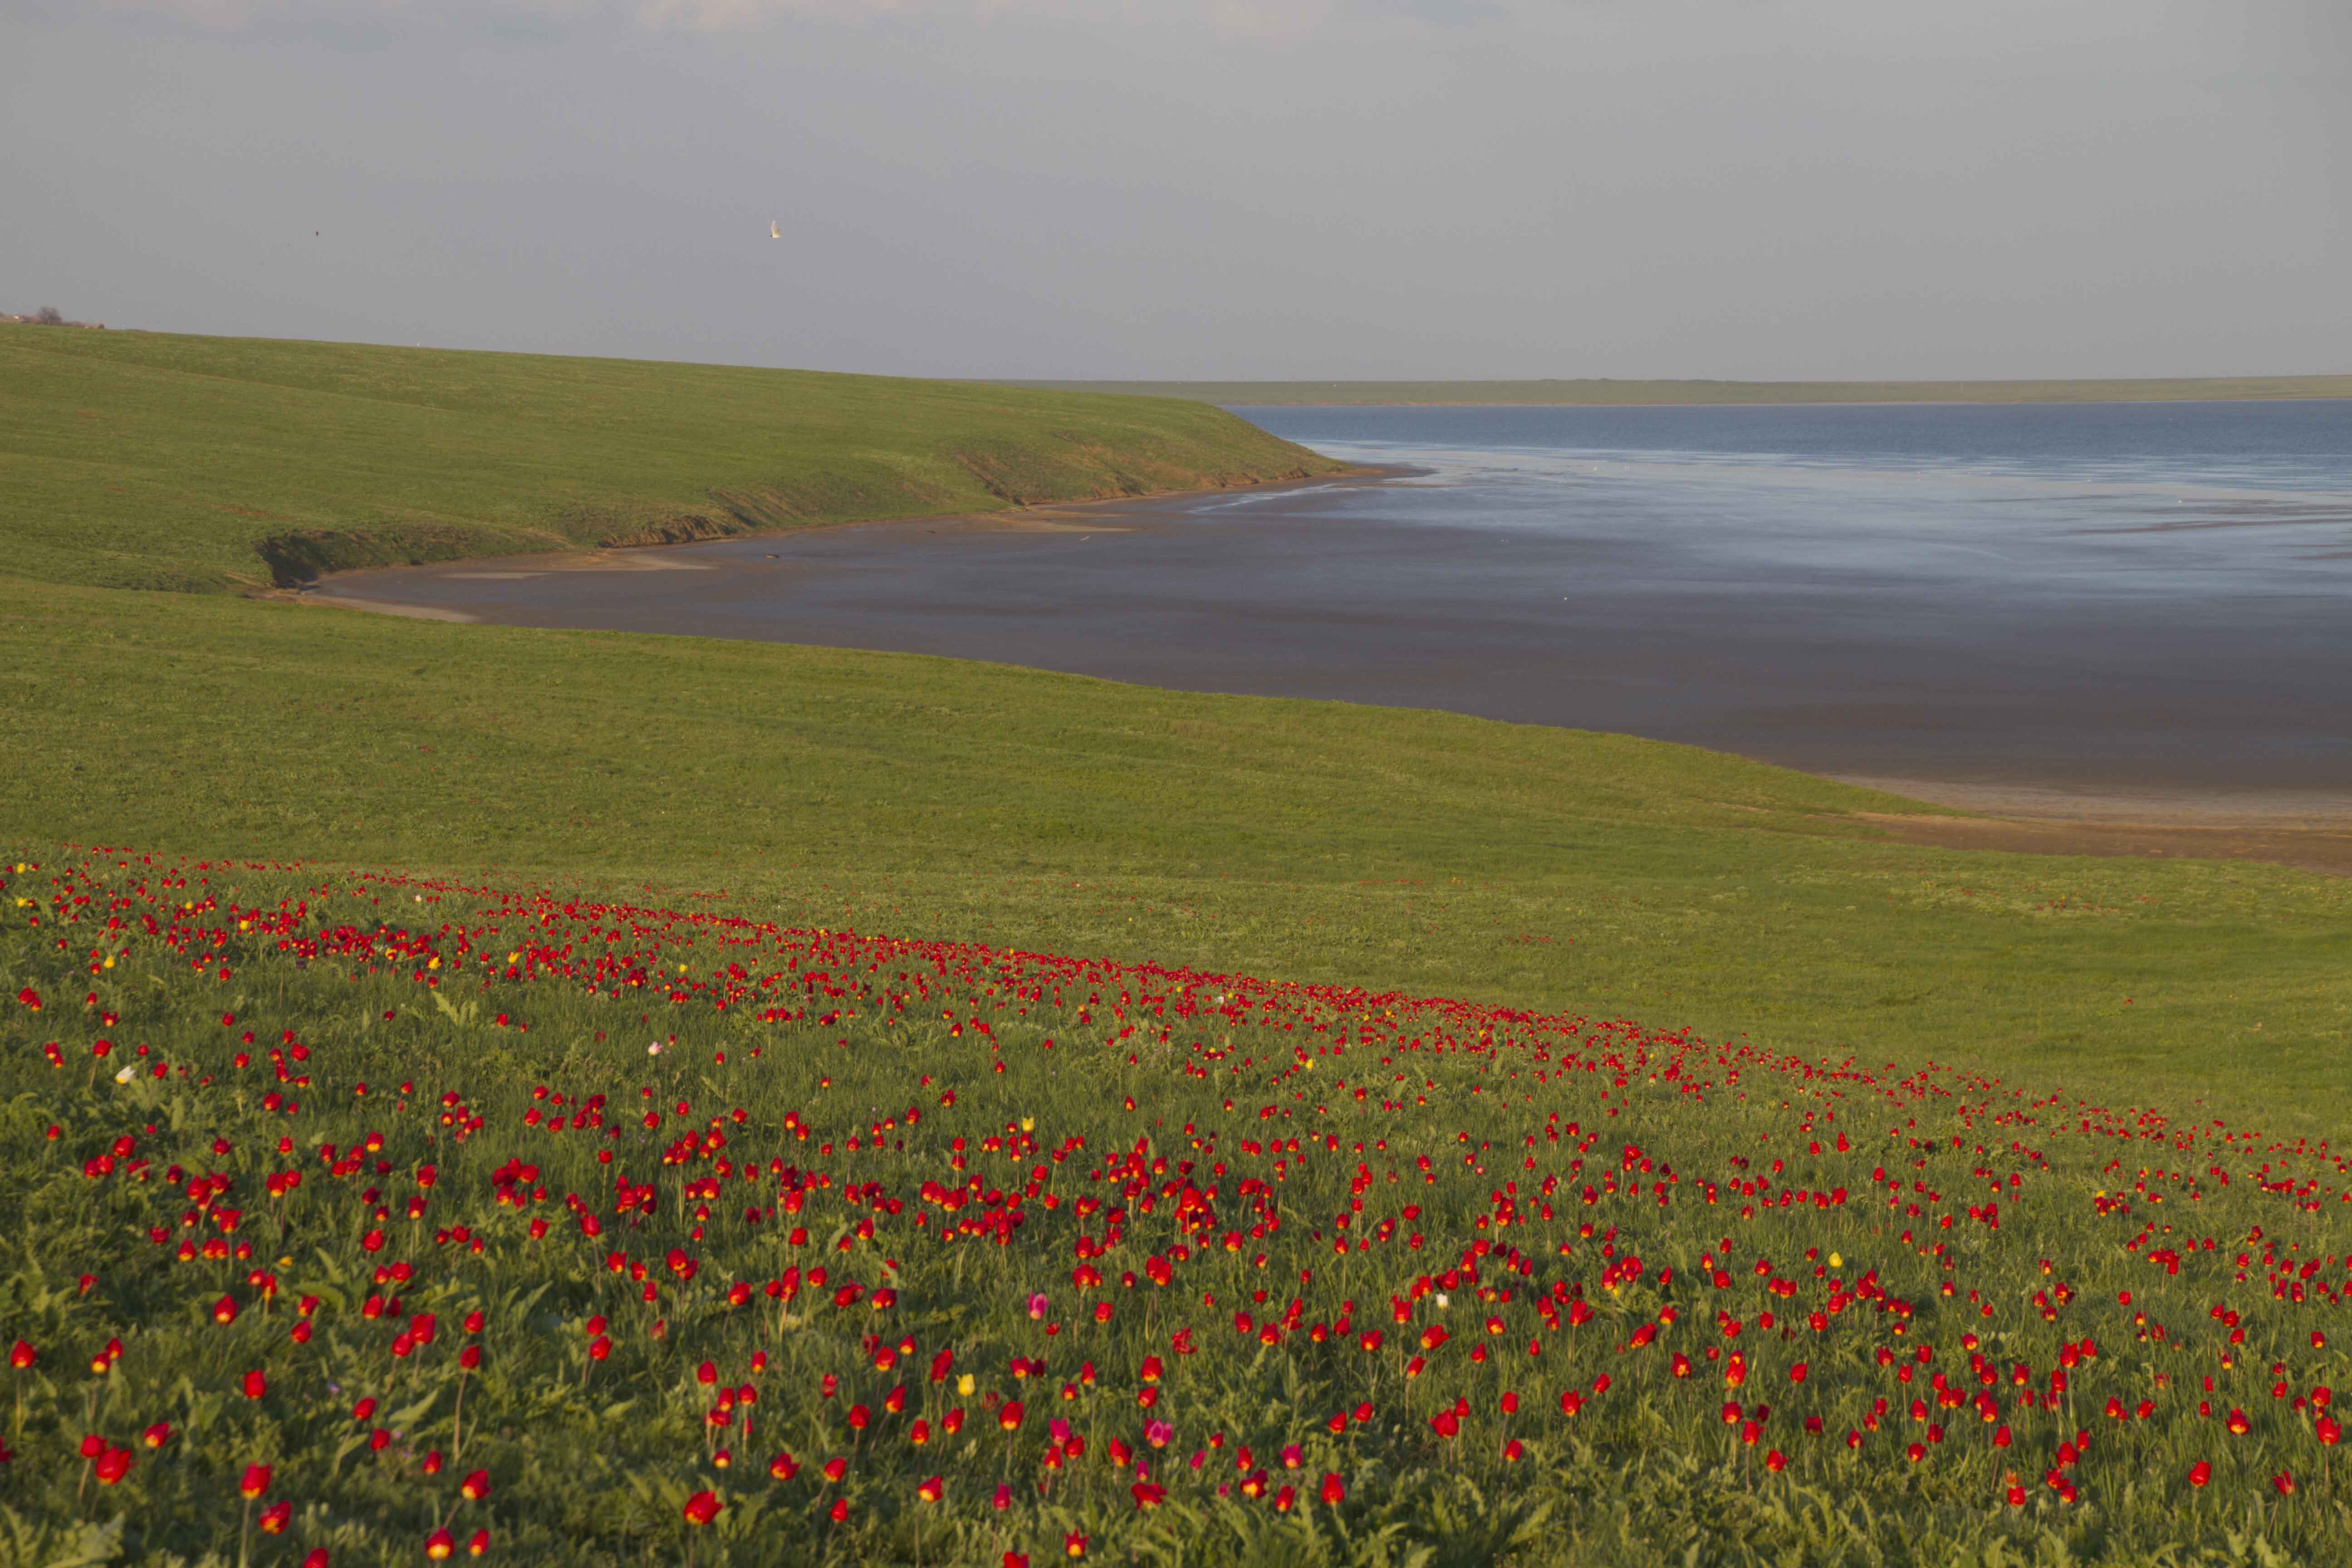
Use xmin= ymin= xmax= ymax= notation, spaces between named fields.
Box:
xmin=1842 ymin=779 xmax=2352 ymax=876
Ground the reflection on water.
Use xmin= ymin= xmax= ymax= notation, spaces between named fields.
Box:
xmin=319 ymin=400 xmax=2352 ymax=795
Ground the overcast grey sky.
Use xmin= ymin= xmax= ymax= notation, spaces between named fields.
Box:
xmin=3 ymin=0 xmax=2344 ymax=379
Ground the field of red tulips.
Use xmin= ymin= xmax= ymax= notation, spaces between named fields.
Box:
xmin=3 ymin=846 xmax=2347 ymax=1566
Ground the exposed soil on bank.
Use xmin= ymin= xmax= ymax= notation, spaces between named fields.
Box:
xmin=1842 ymin=779 xmax=2352 ymax=876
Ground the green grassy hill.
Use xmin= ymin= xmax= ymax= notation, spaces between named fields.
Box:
xmin=0 ymin=327 xmax=1341 ymax=593
xmin=5 ymin=580 xmax=2346 ymax=1133
xmin=996 ymin=375 xmax=2352 ymax=406
xmin=6 ymin=333 xmax=2350 ymax=1568
xmin=2 ymin=330 xmax=2344 ymax=1134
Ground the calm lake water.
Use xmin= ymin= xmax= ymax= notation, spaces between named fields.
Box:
xmin=321 ymin=400 xmax=2352 ymax=797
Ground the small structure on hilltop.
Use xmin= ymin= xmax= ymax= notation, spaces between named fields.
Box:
xmin=1 ymin=307 xmax=105 ymax=328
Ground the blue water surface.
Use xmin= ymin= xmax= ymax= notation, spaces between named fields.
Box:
xmin=325 ymin=399 xmax=2352 ymax=795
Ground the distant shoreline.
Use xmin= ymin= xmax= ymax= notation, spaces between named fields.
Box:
xmin=986 ymin=374 xmax=2352 ymax=408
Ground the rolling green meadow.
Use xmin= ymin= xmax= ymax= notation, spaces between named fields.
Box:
xmin=0 ymin=328 xmax=1339 ymax=593
xmin=4 ymin=329 xmax=2350 ymax=1565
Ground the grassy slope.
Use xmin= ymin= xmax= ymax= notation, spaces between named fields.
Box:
xmin=7 ymin=858 xmax=2347 ymax=1567
xmin=995 ymin=376 xmax=2352 ymax=407
xmin=5 ymin=580 xmax=2346 ymax=1132
xmin=0 ymin=327 xmax=1341 ymax=593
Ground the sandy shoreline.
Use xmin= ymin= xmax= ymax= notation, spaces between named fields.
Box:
xmin=280 ymin=464 xmax=1402 ymax=601
xmin=1823 ymin=779 xmax=2352 ymax=877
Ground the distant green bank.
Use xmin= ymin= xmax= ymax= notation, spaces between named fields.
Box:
xmin=0 ymin=327 xmax=1341 ymax=593
xmin=994 ymin=374 xmax=2352 ymax=407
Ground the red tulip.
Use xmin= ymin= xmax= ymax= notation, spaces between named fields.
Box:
xmin=769 ymin=1451 xmax=800 ymax=1481
xmin=467 ymin=1531 xmax=489 ymax=1558
xmin=681 ymin=1490 xmax=722 ymax=1526
xmin=461 ymin=1469 xmax=491 ymax=1501
xmin=426 ymin=1531 xmax=456 ymax=1561
xmin=241 ymin=1463 xmax=272 ymax=1498
xmin=999 ymin=1401 xmax=1025 ymax=1433
xmin=93 ymin=1446 xmax=133 ymax=1485
xmin=241 ymin=1369 xmax=268 ymax=1400
xmin=258 ymin=1502 xmax=292 ymax=1535
xmin=8 ymin=1342 xmax=33 ymax=1370
xmin=2189 ymin=1460 xmax=2212 ymax=1487
xmin=1320 ymin=1472 xmax=1345 ymax=1505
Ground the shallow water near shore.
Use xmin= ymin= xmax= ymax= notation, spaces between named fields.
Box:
xmin=319 ymin=399 xmax=2352 ymax=808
